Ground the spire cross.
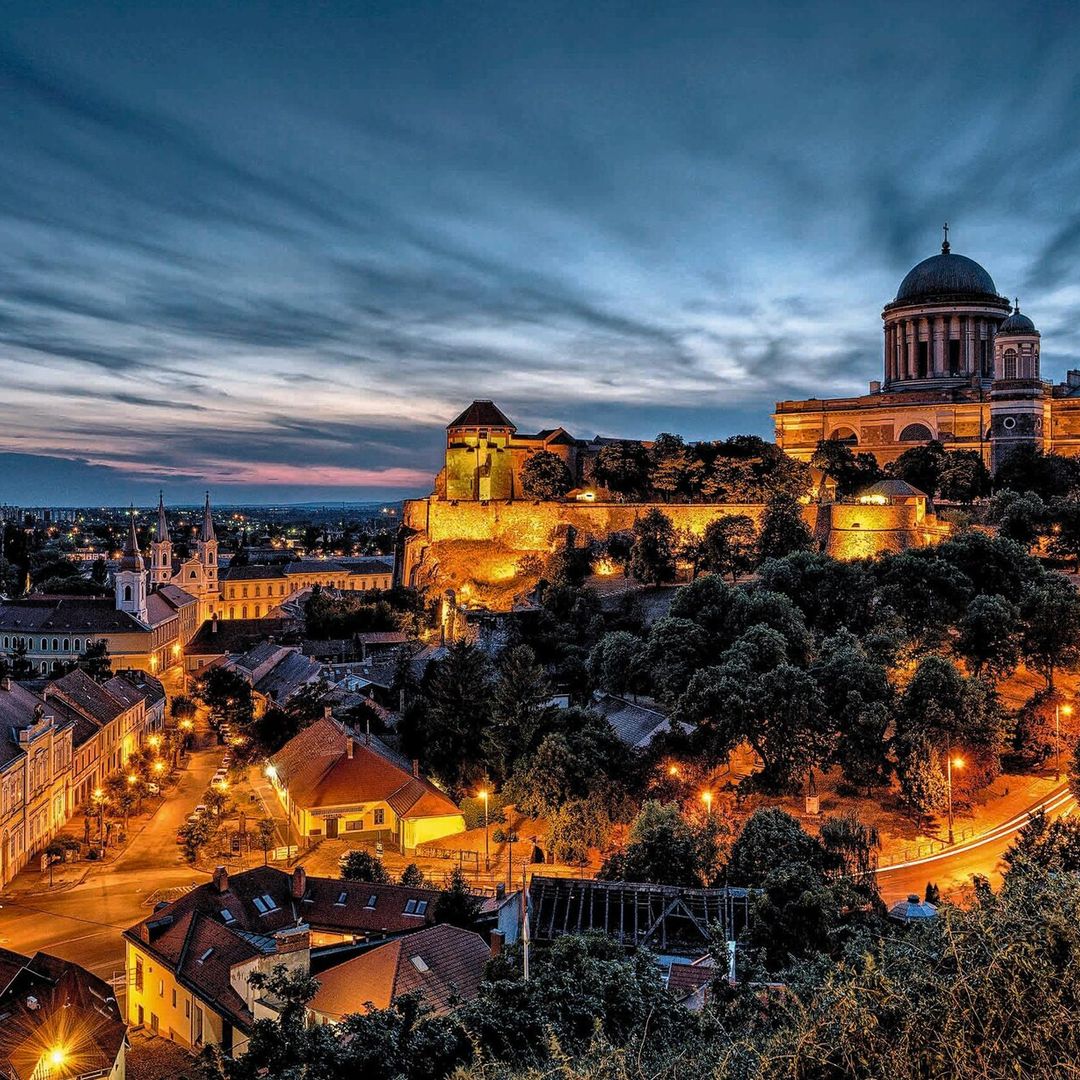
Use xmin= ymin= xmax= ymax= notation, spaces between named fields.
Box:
xmin=941 ymin=222 xmax=950 ymax=254
xmin=1014 ymin=297 xmax=1020 ymax=312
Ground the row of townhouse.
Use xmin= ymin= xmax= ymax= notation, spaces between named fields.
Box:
xmin=0 ymin=668 xmax=165 ymax=888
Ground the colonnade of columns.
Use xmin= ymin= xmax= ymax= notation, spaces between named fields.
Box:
xmin=884 ymin=313 xmax=997 ymax=384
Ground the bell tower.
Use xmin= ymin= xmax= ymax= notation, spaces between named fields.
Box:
xmin=150 ymin=491 xmax=173 ymax=587
xmin=196 ymin=492 xmax=219 ymax=608
xmin=115 ymin=508 xmax=148 ymax=622
xmin=989 ymin=300 xmax=1047 ymax=470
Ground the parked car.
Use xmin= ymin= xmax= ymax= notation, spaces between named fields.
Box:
xmin=193 ymin=804 xmax=208 ymax=817
xmin=146 ymin=782 xmax=160 ymax=796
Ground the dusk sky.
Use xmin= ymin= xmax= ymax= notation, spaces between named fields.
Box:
xmin=2 ymin=1 xmax=1079 ymax=505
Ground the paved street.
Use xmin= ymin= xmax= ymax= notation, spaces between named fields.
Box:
xmin=0 ymin=746 xmax=222 ymax=982
xmin=876 ymin=783 xmax=1075 ymax=903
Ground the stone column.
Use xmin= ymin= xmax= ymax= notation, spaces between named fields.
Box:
xmin=906 ymin=319 xmax=917 ymax=379
xmin=932 ymin=316 xmax=946 ymax=376
xmin=962 ymin=315 xmax=974 ymax=375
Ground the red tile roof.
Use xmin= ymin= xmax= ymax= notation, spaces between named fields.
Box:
xmin=270 ymin=717 xmax=460 ymax=820
xmin=310 ymin=923 xmax=490 ymax=1020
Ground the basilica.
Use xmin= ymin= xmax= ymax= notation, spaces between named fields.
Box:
xmin=773 ymin=228 xmax=1080 ymax=471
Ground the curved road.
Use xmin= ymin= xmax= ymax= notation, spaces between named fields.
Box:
xmin=876 ymin=783 xmax=1075 ymax=902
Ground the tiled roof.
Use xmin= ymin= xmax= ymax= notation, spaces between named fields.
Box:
xmin=592 ymin=694 xmax=673 ymax=748
xmin=667 ymin=958 xmax=717 ymax=1001
xmin=310 ymin=923 xmax=490 ymax=1020
xmin=49 ymin=668 xmax=126 ymax=725
xmin=156 ymin=583 xmax=199 ymax=608
xmin=0 ymin=950 xmax=126 ymax=1080
xmin=338 ymin=558 xmax=395 ymax=576
xmin=447 ymin=400 xmax=516 ymax=430
xmin=269 ymin=717 xmax=460 ymax=819
xmin=223 ymin=564 xmax=288 ymax=581
xmin=186 ymin=618 xmax=289 ymax=654
xmin=357 ymin=631 xmax=409 ymax=646
xmin=254 ymin=650 xmax=322 ymax=705
xmin=0 ymin=597 xmax=144 ymax=633
xmin=102 ymin=675 xmax=146 ymax=710
xmin=113 ymin=669 xmax=166 ymax=706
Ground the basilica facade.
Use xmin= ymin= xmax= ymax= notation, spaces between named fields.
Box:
xmin=774 ymin=230 xmax=1080 ymax=471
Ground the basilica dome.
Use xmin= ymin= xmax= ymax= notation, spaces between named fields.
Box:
xmin=895 ymin=246 xmax=1000 ymax=304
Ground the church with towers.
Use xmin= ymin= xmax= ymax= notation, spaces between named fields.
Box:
xmin=774 ymin=226 xmax=1080 ymax=471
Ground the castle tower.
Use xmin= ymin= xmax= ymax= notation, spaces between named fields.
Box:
xmin=196 ymin=491 xmax=219 ymax=603
xmin=989 ymin=301 xmax=1047 ymax=470
xmin=150 ymin=490 xmax=173 ymax=587
xmin=115 ymin=508 xmax=148 ymax=622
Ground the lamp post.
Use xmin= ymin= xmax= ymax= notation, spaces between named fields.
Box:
xmin=1056 ymin=703 xmax=1072 ymax=782
xmin=946 ymin=754 xmax=964 ymax=845
xmin=479 ymin=789 xmax=490 ymax=872
xmin=93 ymin=788 xmax=106 ymax=852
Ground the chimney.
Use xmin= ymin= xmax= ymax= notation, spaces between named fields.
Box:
xmin=212 ymin=865 xmax=229 ymax=893
xmin=346 ymin=738 xmax=354 ymax=760
xmin=273 ymin=925 xmax=310 ymax=955
xmin=495 ymin=882 xmax=506 ymax=901
xmin=489 ymin=929 xmax=505 ymax=958
xmin=291 ymin=866 xmax=307 ymax=900
xmin=0 ymin=677 xmax=11 ymax=692
xmin=211 ymin=613 xmax=219 ymax=634
xmin=412 ymin=758 xmax=419 ymax=778
xmin=324 ymin=705 xmax=333 ymax=720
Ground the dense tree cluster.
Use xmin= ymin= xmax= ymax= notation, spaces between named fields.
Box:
xmin=590 ymin=434 xmax=810 ymax=504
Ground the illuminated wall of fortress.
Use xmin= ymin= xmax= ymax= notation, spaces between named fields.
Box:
xmin=401 ymin=496 xmax=948 ymax=601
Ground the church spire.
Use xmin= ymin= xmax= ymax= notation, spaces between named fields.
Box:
xmin=155 ymin=490 xmax=169 ymax=543
xmin=941 ymin=221 xmax=950 ymax=254
xmin=119 ymin=506 xmax=143 ymax=571
xmin=199 ymin=491 xmax=216 ymax=543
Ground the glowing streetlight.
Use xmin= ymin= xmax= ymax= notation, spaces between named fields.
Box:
xmin=148 ymin=735 xmax=161 ymax=750
xmin=127 ymin=774 xmax=137 ymax=786
xmin=49 ymin=1047 xmax=65 ymax=1068
xmin=153 ymin=760 xmax=165 ymax=775
xmin=946 ymin=754 xmax=964 ymax=845
xmin=264 ymin=764 xmax=277 ymax=780
xmin=701 ymin=790 xmax=713 ymax=817
xmin=668 ymin=764 xmax=680 ymax=778
xmin=479 ymin=789 xmax=490 ymax=871
xmin=1056 ymin=703 xmax=1072 ymax=781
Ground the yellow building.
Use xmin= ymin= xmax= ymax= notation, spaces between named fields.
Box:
xmin=123 ymin=865 xmax=443 ymax=1054
xmin=0 ymin=679 xmax=73 ymax=888
xmin=267 ymin=716 xmax=464 ymax=851
xmin=220 ymin=558 xmax=393 ymax=620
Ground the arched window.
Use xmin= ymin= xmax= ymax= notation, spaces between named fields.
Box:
xmin=241 ymin=606 xmax=248 ymax=619
xmin=254 ymin=604 xmax=261 ymax=617
xmin=1004 ymin=348 xmax=1017 ymax=379
xmin=40 ymin=638 xmax=47 ymax=651
xmin=52 ymin=638 xmax=59 ymax=651
xmin=828 ymin=427 xmax=858 ymax=446
xmin=62 ymin=639 xmax=69 ymax=651
xmin=124 ymin=585 xmax=132 ymax=602
xmin=74 ymin=639 xmax=82 ymax=652
xmin=899 ymin=423 xmax=933 ymax=443
xmin=255 ymin=585 xmax=261 ymax=597
xmin=229 ymin=606 xmax=235 ymax=619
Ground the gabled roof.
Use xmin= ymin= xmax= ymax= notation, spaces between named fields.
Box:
xmin=0 ymin=597 xmax=145 ymax=633
xmin=269 ymin=716 xmax=460 ymax=819
xmin=253 ymin=650 xmax=322 ymax=704
xmin=592 ymin=693 xmax=674 ymax=748
xmin=48 ymin=668 xmax=126 ymax=725
xmin=0 ymin=949 xmax=126 ymax=1080
xmin=186 ymin=618 xmax=289 ymax=655
xmin=447 ymin=401 xmax=515 ymax=430
xmin=310 ymin=923 xmax=490 ymax=1020
xmin=101 ymin=675 xmax=146 ymax=710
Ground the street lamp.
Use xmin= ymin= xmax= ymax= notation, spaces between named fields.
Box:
xmin=479 ymin=789 xmax=490 ymax=871
xmin=1056 ymin=703 xmax=1072 ymax=782
xmin=93 ymin=788 xmax=106 ymax=852
xmin=701 ymin=790 xmax=713 ymax=817
xmin=946 ymin=754 xmax=964 ymax=845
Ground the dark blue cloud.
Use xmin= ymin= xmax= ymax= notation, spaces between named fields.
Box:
xmin=0 ymin=0 xmax=1078 ymax=503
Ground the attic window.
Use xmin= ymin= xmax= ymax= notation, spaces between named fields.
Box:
xmin=409 ymin=955 xmax=429 ymax=972
xmin=403 ymin=899 xmax=428 ymax=916
xmin=220 ymin=908 xmax=235 ymax=925
xmin=198 ymin=948 xmax=214 ymax=964
xmin=335 ymin=891 xmax=347 ymax=906
xmin=365 ymin=895 xmax=377 ymax=909
xmin=252 ymin=894 xmax=278 ymax=915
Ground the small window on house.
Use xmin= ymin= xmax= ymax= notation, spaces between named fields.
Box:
xmin=335 ymin=891 xmax=347 ymax=906
xmin=220 ymin=908 xmax=235 ymax=925
xmin=197 ymin=948 xmax=214 ymax=963
xmin=365 ymin=895 xmax=377 ymax=909
xmin=252 ymin=896 xmax=267 ymax=914
xmin=261 ymin=893 xmax=278 ymax=911
xmin=373 ymin=809 xmax=385 ymax=826
xmin=410 ymin=955 xmax=429 ymax=972
xmin=403 ymin=899 xmax=428 ymax=916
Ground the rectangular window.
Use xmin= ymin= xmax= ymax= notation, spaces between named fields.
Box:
xmin=135 ymin=956 xmax=144 ymax=992
xmin=172 ymin=989 xmax=177 ymax=1008
xmin=373 ymin=809 xmax=385 ymax=826
xmin=158 ymin=979 xmax=164 ymax=997
xmin=345 ymin=819 xmax=363 ymax=831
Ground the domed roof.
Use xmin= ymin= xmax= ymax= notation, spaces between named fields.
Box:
xmin=895 ymin=243 xmax=1000 ymax=304
xmin=999 ymin=301 xmax=1037 ymax=336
